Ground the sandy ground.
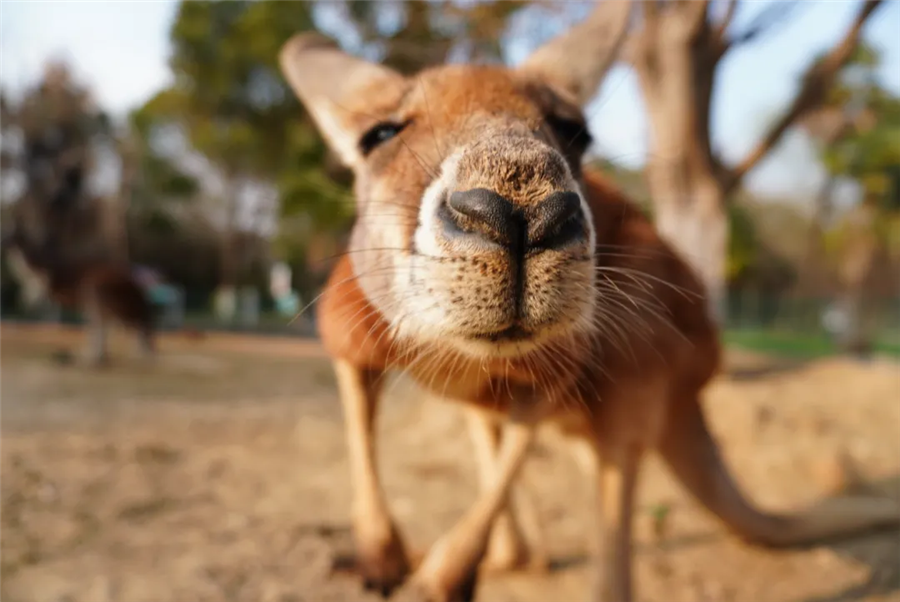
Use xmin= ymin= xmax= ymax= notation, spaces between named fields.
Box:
xmin=2 ymin=322 xmax=900 ymax=602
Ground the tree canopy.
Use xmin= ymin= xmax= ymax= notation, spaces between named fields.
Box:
xmin=133 ymin=0 xmax=531 ymax=288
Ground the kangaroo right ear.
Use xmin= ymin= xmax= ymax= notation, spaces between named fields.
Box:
xmin=518 ymin=0 xmax=633 ymax=107
xmin=279 ymin=33 xmax=407 ymax=169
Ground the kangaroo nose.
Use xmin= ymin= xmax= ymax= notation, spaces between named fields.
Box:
xmin=440 ymin=188 xmax=586 ymax=252
xmin=526 ymin=191 xmax=585 ymax=251
xmin=444 ymin=188 xmax=515 ymax=246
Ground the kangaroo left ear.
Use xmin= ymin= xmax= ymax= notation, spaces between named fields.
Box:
xmin=279 ymin=33 xmax=408 ymax=169
xmin=518 ymin=0 xmax=633 ymax=107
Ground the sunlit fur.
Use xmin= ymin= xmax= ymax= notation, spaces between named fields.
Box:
xmin=343 ymin=66 xmax=597 ymax=360
xmin=302 ymin=61 xmax=721 ymax=417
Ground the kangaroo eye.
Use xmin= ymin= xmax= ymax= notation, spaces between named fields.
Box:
xmin=359 ymin=121 xmax=408 ymax=156
xmin=546 ymin=113 xmax=592 ymax=153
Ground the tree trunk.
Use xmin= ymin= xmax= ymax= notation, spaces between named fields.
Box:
xmin=220 ymin=227 xmax=237 ymax=289
xmin=110 ymin=148 xmax=135 ymax=264
xmin=634 ymin=13 xmax=729 ymax=323
xmin=836 ymin=199 xmax=879 ymax=356
xmin=810 ymin=175 xmax=837 ymax=251
xmin=648 ymin=165 xmax=729 ymax=324
xmin=215 ymin=175 xmax=241 ymax=323
xmin=219 ymin=176 xmax=241 ymax=289
xmin=626 ymin=0 xmax=882 ymax=328
xmin=799 ymin=173 xmax=838 ymax=293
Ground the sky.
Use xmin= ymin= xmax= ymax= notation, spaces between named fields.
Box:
xmin=1 ymin=0 xmax=899 ymax=200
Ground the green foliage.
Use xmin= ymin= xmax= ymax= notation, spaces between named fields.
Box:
xmin=2 ymin=62 xmax=111 ymax=197
xmin=821 ymin=91 xmax=900 ymax=212
xmin=876 ymin=211 xmax=900 ymax=257
xmin=726 ymin=202 xmax=796 ymax=291
xmin=148 ymin=1 xmax=319 ymax=177
xmin=13 ymin=64 xmax=110 ymax=145
xmin=130 ymin=0 xmax=531 ymax=276
xmin=727 ymin=204 xmax=756 ymax=281
xmin=336 ymin=0 xmax=527 ymax=73
xmin=816 ymin=43 xmax=900 ymax=266
xmin=133 ymin=1 xmax=341 ymax=276
xmin=125 ymin=105 xmax=200 ymax=226
xmin=132 ymin=144 xmax=199 ymax=204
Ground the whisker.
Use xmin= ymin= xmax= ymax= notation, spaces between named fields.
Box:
xmin=595 ymin=265 xmax=702 ymax=300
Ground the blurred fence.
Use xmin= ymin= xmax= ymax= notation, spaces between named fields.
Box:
xmin=725 ymin=291 xmax=900 ymax=357
xmin=0 ymin=284 xmax=318 ymax=338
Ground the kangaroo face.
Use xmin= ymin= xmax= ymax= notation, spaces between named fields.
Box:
xmin=280 ymin=7 xmax=629 ymax=358
xmin=345 ymin=66 xmax=597 ymax=357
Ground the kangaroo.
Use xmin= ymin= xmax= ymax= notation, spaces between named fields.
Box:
xmin=3 ymin=221 xmax=156 ymax=366
xmin=278 ymin=3 xmax=900 ymax=601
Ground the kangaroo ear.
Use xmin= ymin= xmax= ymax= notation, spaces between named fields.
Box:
xmin=518 ymin=0 xmax=633 ymax=107
xmin=279 ymin=33 xmax=407 ymax=168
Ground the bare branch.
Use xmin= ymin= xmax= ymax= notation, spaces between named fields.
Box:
xmin=623 ymin=0 xmax=661 ymax=67
xmin=726 ymin=1 xmax=801 ymax=50
xmin=642 ymin=0 xmax=661 ymax=34
xmin=715 ymin=0 xmax=739 ymax=40
xmin=721 ymin=0 xmax=885 ymax=195
xmin=674 ymin=0 xmax=711 ymax=36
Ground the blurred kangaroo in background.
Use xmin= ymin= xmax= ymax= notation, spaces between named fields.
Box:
xmin=3 ymin=118 xmax=155 ymax=365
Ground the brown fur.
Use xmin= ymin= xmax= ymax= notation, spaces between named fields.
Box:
xmin=280 ymin=9 xmax=899 ymax=601
xmin=318 ymin=172 xmax=718 ymax=417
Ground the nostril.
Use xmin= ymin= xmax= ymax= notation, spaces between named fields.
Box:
xmin=527 ymin=191 xmax=585 ymax=250
xmin=448 ymin=189 xmax=512 ymax=226
xmin=444 ymin=188 xmax=515 ymax=244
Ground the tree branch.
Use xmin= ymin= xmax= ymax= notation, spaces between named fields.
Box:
xmin=725 ymin=1 xmax=800 ymax=51
xmin=673 ymin=0 xmax=711 ymax=37
xmin=721 ymin=0 xmax=884 ymax=196
xmin=623 ymin=0 xmax=661 ymax=66
xmin=715 ymin=0 xmax=739 ymax=41
xmin=642 ymin=0 xmax=662 ymax=34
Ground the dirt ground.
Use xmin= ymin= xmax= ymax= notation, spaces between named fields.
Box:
xmin=2 ymin=323 xmax=899 ymax=602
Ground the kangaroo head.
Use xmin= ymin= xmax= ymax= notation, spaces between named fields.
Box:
xmin=280 ymin=3 xmax=631 ymax=358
